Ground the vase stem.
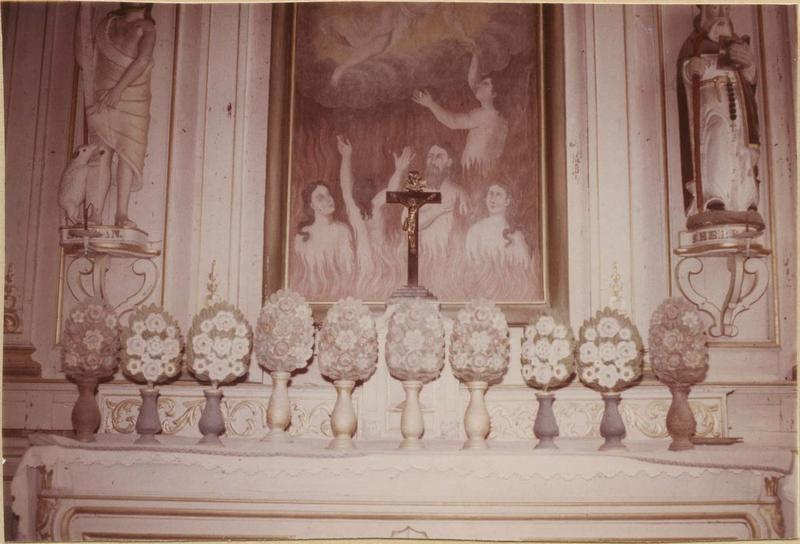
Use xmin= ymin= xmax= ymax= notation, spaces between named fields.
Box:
xmin=72 ymin=376 xmax=101 ymax=442
xmin=599 ymin=392 xmax=627 ymax=450
xmin=265 ymin=371 xmax=292 ymax=442
xmin=328 ymin=380 xmax=357 ymax=450
xmin=667 ymin=384 xmax=696 ymax=451
xmin=135 ymin=387 xmax=161 ymax=445
xmin=197 ymin=388 xmax=226 ymax=446
xmin=463 ymin=381 xmax=490 ymax=450
xmin=399 ymin=381 xmax=424 ymax=449
xmin=533 ymin=392 xmax=559 ymax=449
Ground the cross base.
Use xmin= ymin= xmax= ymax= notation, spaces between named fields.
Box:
xmin=388 ymin=284 xmax=437 ymax=302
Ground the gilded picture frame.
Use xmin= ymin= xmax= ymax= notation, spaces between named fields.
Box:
xmin=263 ymin=3 xmax=568 ymax=323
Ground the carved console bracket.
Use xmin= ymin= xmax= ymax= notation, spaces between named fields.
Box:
xmin=61 ymin=226 xmax=161 ymax=318
xmin=675 ymin=225 xmax=770 ymax=338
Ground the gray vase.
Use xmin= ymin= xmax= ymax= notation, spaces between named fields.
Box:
xmin=599 ymin=392 xmax=627 ymax=450
xmin=135 ymin=387 xmax=161 ymax=445
xmin=198 ymin=388 xmax=226 ymax=446
xmin=666 ymin=384 xmax=696 ymax=451
xmin=71 ymin=376 xmax=100 ymax=442
xmin=533 ymin=392 xmax=559 ymax=449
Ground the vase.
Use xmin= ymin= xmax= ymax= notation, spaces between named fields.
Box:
xmin=265 ymin=371 xmax=292 ymax=442
xmin=599 ymin=392 xmax=626 ymax=450
xmin=399 ymin=380 xmax=424 ymax=449
xmin=197 ymin=388 xmax=226 ymax=445
xmin=462 ymin=381 xmax=490 ymax=450
xmin=135 ymin=387 xmax=162 ymax=445
xmin=533 ymin=392 xmax=559 ymax=449
xmin=328 ymin=380 xmax=357 ymax=450
xmin=666 ymin=384 xmax=696 ymax=451
xmin=71 ymin=376 xmax=101 ymax=442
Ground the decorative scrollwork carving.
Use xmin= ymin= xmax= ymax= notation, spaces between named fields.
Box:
xmin=4 ymin=263 xmax=21 ymax=334
xmin=35 ymin=497 xmax=59 ymax=540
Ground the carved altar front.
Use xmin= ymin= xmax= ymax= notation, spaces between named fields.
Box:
xmin=13 ymin=434 xmax=790 ymax=541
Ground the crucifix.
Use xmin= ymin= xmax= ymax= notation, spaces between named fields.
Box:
xmin=386 ymin=171 xmax=441 ymax=300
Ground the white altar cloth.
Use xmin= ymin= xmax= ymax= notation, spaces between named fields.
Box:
xmin=12 ymin=433 xmax=792 ymax=541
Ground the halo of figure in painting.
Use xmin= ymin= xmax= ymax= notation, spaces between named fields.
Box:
xmin=76 ymin=3 xmax=155 ymax=229
xmin=293 ymin=182 xmax=355 ymax=299
xmin=677 ymin=4 xmax=763 ymax=229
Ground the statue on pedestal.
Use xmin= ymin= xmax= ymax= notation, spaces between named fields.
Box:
xmin=677 ymin=5 xmax=763 ymax=231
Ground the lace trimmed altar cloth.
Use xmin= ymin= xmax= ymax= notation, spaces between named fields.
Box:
xmin=12 ymin=433 xmax=792 ymax=541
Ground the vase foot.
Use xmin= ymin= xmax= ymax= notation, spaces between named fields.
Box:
xmin=75 ymin=432 xmax=96 ymax=443
xmin=399 ymin=437 xmax=423 ymax=450
xmin=197 ymin=434 xmax=224 ymax=446
xmin=327 ymin=437 xmax=355 ymax=450
xmin=263 ymin=430 xmax=292 ymax=443
xmin=668 ymin=438 xmax=694 ymax=451
xmin=599 ymin=438 xmax=627 ymax=451
xmin=534 ymin=438 xmax=558 ymax=450
xmin=134 ymin=433 xmax=160 ymax=445
xmin=462 ymin=438 xmax=489 ymax=450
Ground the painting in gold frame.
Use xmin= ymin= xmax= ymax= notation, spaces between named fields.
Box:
xmin=264 ymin=3 xmax=568 ymax=323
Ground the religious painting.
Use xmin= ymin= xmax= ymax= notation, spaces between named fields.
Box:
xmin=266 ymin=3 xmax=555 ymax=309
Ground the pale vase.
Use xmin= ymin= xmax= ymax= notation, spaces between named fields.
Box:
xmin=197 ymin=388 xmax=226 ymax=446
xmin=533 ymin=392 xmax=559 ymax=449
xmin=135 ymin=387 xmax=161 ymax=445
xmin=399 ymin=380 xmax=424 ymax=449
xmin=463 ymin=381 xmax=490 ymax=450
xmin=265 ymin=371 xmax=292 ymax=442
xmin=328 ymin=380 xmax=357 ymax=450
xmin=599 ymin=392 xmax=627 ymax=450
xmin=72 ymin=376 xmax=101 ymax=442
xmin=666 ymin=384 xmax=696 ymax=451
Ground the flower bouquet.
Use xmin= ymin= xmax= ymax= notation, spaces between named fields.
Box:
xmin=649 ymin=297 xmax=709 ymax=450
xmin=386 ymin=299 xmax=445 ymax=448
xmin=316 ymin=297 xmax=378 ymax=449
xmin=520 ymin=314 xmax=575 ymax=449
xmin=61 ymin=297 xmax=120 ymax=442
xmin=449 ymin=300 xmax=510 ymax=449
xmin=577 ymin=308 xmax=643 ymax=450
xmin=186 ymin=302 xmax=252 ymax=445
xmin=254 ymin=289 xmax=314 ymax=441
xmin=120 ymin=304 xmax=183 ymax=444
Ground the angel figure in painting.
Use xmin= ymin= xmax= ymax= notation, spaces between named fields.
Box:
xmin=75 ymin=3 xmax=155 ymax=229
xmin=412 ymin=47 xmax=509 ymax=176
xmin=294 ymin=182 xmax=355 ymax=298
xmin=336 ymin=136 xmax=413 ymax=292
xmin=465 ymin=183 xmax=530 ymax=266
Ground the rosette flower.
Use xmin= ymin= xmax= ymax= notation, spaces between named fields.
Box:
xmin=648 ymin=297 xmax=708 ymax=386
xmin=61 ymin=297 xmax=120 ymax=379
xmin=120 ymin=304 xmax=184 ymax=385
xmin=386 ymin=299 xmax=445 ymax=383
xmin=316 ymin=297 xmax=378 ymax=382
xmin=186 ymin=302 xmax=252 ymax=385
xmin=520 ymin=313 xmax=575 ymax=391
xmin=254 ymin=289 xmax=314 ymax=373
xmin=449 ymin=300 xmax=510 ymax=384
xmin=576 ymin=308 xmax=643 ymax=393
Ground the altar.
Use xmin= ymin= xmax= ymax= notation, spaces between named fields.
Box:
xmin=12 ymin=433 xmax=791 ymax=541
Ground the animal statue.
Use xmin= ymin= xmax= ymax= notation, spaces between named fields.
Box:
xmin=57 ymin=144 xmax=99 ymax=225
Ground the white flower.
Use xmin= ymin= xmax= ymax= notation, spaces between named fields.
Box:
xmin=597 ymin=365 xmax=620 ymax=389
xmin=521 ymin=364 xmax=534 ymax=381
xmin=598 ymin=317 xmax=620 ymax=338
xmin=681 ymin=312 xmax=701 ymax=330
xmin=192 ymin=333 xmax=212 ymax=355
xmin=105 ymin=315 xmax=117 ymax=328
xmin=536 ymin=315 xmax=556 ymax=336
xmin=552 ymin=339 xmax=570 ymax=360
xmin=231 ymin=337 xmax=250 ymax=359
xmin=553 ymin=364 xmax=568 ymax=380
xmin=619 ymin=366 xmax=635 ymax=382
xmin=145 ymin=313 xmax=167 ymax=333
xmin=165 ymin=325 xmax=177 ymax=338
xmin=131 ymin=320 xmax=146 ymax=334
xmin=469 ymin=331 xmax=491 ymax=353
xmin=553 ymin=325 xmax=568 ymax=339
xmin=163 ymin=338 xmax=181 ymax=359
xmin=619 ymin=327 xmax=632 ymax=340
xmin=235 ymin=323 xmax=248 ymax=338
xmin=72 ymin=310 xmax=86 ymax=324
xmin=82 ymin=329 xmax=104 ymax=351
xmin=533 ymin=364 xmax=553 ymax=384
xmin=534 ymin=338 xmax=551 ymax=360
xmin=582 ymin=365 xmax=597 ymax=382
xmin=584 ymin=327 xmax=597 ymax=342
xmin=143 ymin=362 xmax=161 ymax=383
xmin=617 ymin=341 xmax=637 ymax=362
xmin=579 ymin=342 xmax=599 ymax=363
xmin=335 ymin=329 xmax=358 ymax=351
xmin=86 ymin=304 xmax=103 ymax=321
xmin=126 ymin=336 xmax=147 ymax=356
xmin=523 ymin=325 xmax=537 ymax=341
xmin=127 ymin=358 xmax=142 ymax=374
xmin=403 ymin=329 xmax=426 ymax=352
xmin=214 ymin=311 xmax=236 ymax=332
xmin=147 ymin=337 xmax=164 ymax=357
xmin=213 ymin=337 xmax=232 ymax=357
xmin=200 ymin=320 xmax=213 ymax=333
xmin=521 ymin=341 xmax=537 ymax=362
xmin=599 ymin=341 xmax=618 ymax=362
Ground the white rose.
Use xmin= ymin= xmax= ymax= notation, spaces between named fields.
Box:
xmin=214 ymin=311 xmax=236 ymax=332
xmin=143 ymin=362 xmax=161 ymax=383
xmin=127 ymin=358 xmax=142 ymax=374
xmin=533 ymin=363 xmax=553 ymax=384
xmin=213 ymin=337 xmax=232 ymax=357
xmin=163 ymin=338 xmax=181 ymax=360
xmin=521 ymin=341 xmax=537 ymax=363
xmin=469 ymin=331 xmax=491 ymax=353
xmin=126 ymin=336 xmax=147 ymax=356
xmin=619 ymin=327 xmax=632 ymax=340
xmin=200 ymin=320 xmax=213 ymax=333
xmin=599 ymin=341 xmax=617 ymax=362
xmin=235 ymin=323 xmax=248 ymax=338
xmin=553 ymin=325 xmax=568 ymax=339
xmin=231 ymin=337 xmax=250 ymax=359
xmin=579 ymin=342 xmax=599 ymax=363
xmin=584 ymin=327 xmax=597 ymax=342
xmin=552 ymin=339 xmax=570 ymax=360
xmin=598 ymin=317 xmax=621 ymax=338
xmin=521 ymin=364 xmax=534 ymax=381
xmin=553 ymin=364 xmax=568 ymax=381
xmin=192 ymin=333 xmax=212 ymax=355
xmin=536 ymin=315 xmax=556 ymax=336
xmin=145 ymin=313 xmax=167 ymax=333
xmin=82 ymin=329 xmax=104 ymax=351
xmin=403 ymin=329 xmax=426 ymax=352
xmin=523 ymin=325 xmax=538 ymax=341
xmin=597 ymin=365 xmax=620 ymax=389
xmin=617 ymin=341 xmax=637 ymax=362
xmin=534 ymin=338 xmax=551 ymax=360
xmin=147 ymin=337 xmax=164 ymax=357
xmin=165 ymin=325 xmax=177 ymax=338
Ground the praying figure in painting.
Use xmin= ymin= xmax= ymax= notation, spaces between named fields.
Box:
xmin=75 ymin=3 xmax=155 ymax=228
xmin=465 ymin=183 xmax=530 ymax=266
xmin=294 ymin=181 xmax=355 ymax=299
xmin=412 ymin=48 xmax=508 ymax=176
xmin=336 ymin=135 xmax=413 ymax=292
xmin=677 ymin=4 xmax=762 ymax=227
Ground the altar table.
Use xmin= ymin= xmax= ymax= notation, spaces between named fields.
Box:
xmin=12 ymin=433 xmax=791 ymax=541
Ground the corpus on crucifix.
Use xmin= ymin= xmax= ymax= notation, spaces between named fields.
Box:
xmin=386 ymin=171 xmax=442 ymax=300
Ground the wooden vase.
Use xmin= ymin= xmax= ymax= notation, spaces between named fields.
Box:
xmin=328 ymin=380 xmax=357 ymax=450
xmin=265 ymin=371 xmax=292 ymax=442
xmin=71 ymin=376 xmax=101 ymax=442
xmin=462 ymin=381 xmax=490 ymax=450
xmin=399 ymin=380 xmax=424 ymax=449
xmin=666 ymin=384 xmax=696 ymax=451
